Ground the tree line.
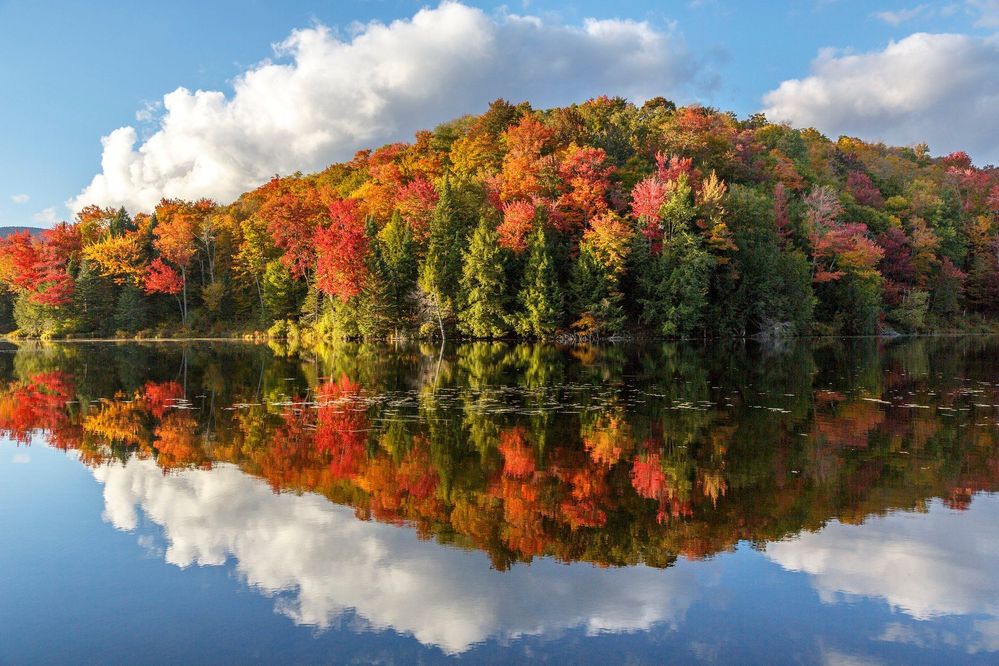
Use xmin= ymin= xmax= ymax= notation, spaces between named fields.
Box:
xmin=2 ymin=96 xmax=997 ymax=339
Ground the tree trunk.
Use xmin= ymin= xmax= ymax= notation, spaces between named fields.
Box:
xmin=206 ymin=241 xmax=215 ymax=284
xmin=434 ymin=291 xmax=445 ymax=341
xmin=254 ymin=274 xmax=264 ymax=317
xmin=181 ymin=267 xmax=188 ymax=323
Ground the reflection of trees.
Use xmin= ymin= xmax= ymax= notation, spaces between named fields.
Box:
xmin=0 ymin=370 xmax=78 ymax=449
xmin=2 ymin=338 xmax=999 ymax=571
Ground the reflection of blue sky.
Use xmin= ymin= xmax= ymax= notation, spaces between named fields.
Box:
xmin=766 ymin=495 xmax=999 ymax=654
xmin=94 ymin=458 xmax=708 ymax=654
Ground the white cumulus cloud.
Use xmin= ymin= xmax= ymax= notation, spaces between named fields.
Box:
xmin=10 ymin=194 xmax=29 ymax=204
xmin=33 ymin=207 xmax=59 ymax=225
xmin=93 ymin=458 xmax=703 ymax=654
xmin=69 ymin=2 xmax=707 ymax=213
xmin=762 ymin=32 xmax=999 ymax=165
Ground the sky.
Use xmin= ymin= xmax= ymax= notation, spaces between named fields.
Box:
xmin=0 ymin=0 xmax=997 ymax=227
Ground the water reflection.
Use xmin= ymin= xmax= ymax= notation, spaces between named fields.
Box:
xmin=767 ymin=495 xmax=999 ymax=657
xmin=768 ymin=497 xmax=999 ymax=621
xmin=2 ymin=338 xmax=999 ymax=658
xmin=95 ymin=458 xmax=703 ymax=653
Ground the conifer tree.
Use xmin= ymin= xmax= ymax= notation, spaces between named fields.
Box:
xmin=380 ymin=211 xmax=417 ymax=330
xmin=571 ymin=245 xmax=625 ymax=336
xmin=635 ymin=175 xmax=715 ymax=337
xmin=109 ymin=207 xmax=136 ymax=238
xmin=651 ymin=232 xmax=714 ymax=337
xmin=113 ymin=284 xmax=148 ymax=333
xmin=357 ymin=219 xmax=393 ymax=338
xmin=459 ymin=215 xmax=509 ymax=338
xmin=73 ymin=259 xmax=116 ymax=335
xmin=418 ymin=177 xmax=467 ymax=337
xmin=516 ymin=224 xmax=562 ymax=338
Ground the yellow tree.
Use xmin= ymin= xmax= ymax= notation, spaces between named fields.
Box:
xmin=82 ymin=233 xmax=146 ymax=285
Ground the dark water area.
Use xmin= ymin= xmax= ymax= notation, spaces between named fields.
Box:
xmin=1 ymin=338 xmax=998 ymax=664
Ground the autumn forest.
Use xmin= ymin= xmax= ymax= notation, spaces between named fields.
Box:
xmin=3 ymin=97 xmax=998 ymax=340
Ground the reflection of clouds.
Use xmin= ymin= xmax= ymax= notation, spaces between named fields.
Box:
xmin=766 ymin=495 xmax=999 ymax=646
xmin=971 ymin=619 xmax=999 ymax=653
xmin=877 ymin=618 xmax=999 ymax=656
xmin=92 ymin=459 xmax=701 ymax=654
xmin=820 ymin=647 xmax=884 ymax=666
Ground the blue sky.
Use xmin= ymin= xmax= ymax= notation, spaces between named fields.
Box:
xmin=1 ymin=0 xmax=997 ymax=226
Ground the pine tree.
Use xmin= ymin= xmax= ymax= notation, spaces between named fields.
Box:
xmin=74 ymin=259 xmax=116 ymax=335
xmin=113 ymin=284 xmax=148 ymax=333
xmin=653 ymin=231 xmax=714 ymax=337
xmin=418 ymin=178 xmax=467 ymax=337
xmin=459 ymin=215 xmax=509 ymax=338
xmin=380 ymin=211 xmax=417 ymax=331
xmin=109 ymin=207 xmax=136 ymax=238
xmin=570 ymin=245 xmax=625 ymax=337
xmin=635 ymin=175 xmax=715 ymax=337
xmin=708 ymin=184 xmax=814 ymax=337
xmin=357 ymin=218 xmax=393 ymax=338
xmin=516 ymin=224 xmax=562 ymax=338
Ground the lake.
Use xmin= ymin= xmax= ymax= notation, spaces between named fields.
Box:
xmin=1 ymin=338 xmax=998 ymax=664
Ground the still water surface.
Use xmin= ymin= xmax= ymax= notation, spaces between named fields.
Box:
xmin=1 ymin=338 xmax=998 ymax=663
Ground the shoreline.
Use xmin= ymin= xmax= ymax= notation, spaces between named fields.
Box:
xmin=4 ymin=330 xmax=999 ymax=345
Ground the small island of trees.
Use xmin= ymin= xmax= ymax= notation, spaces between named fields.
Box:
xmin=1 ymin=96 xmax=997 ymax=341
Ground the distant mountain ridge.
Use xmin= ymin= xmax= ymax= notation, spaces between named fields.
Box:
xmin=0 ymin=226 xmax=44 ymax=238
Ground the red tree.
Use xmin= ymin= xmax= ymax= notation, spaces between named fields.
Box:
xmin=315 ymin=199 xmax=369 ymax=302
xmin=395 ymin=177 xmax=439 ymax=242
xmin=847 ymin=171 xmax=884 ymax=209
xmin=497 ymin=200 xmax=537 ymax=253
xmin=30 ymin=248 xmax=75 ymax=307
xmin=259 ymin=181 xmax=327 ymax=279
xmin=551 ymin=144 xmax=612 ymax=234
xmin=144 ymin=258 xmax=184 ymax=321
xmin=0 ymin=231 xmax=75 ymax=307
xmin=631 ymin=176 xmax=669 ymax=222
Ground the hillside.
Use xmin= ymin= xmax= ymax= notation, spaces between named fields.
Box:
xmin=0 ymin=226 xmax=44 ymax=238
xmin=1 ymin=96 xmax=997 ymax=340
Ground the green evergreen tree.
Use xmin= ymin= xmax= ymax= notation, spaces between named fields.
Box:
xmin=380 ymin=210 xmax=417 ymax=331
xmin=262 ymin=259 xmax=304 ymax=320
xmin=73 ymin=259 xmax=116 ymax=335
xmin=113 ymin=284 xmax=148 ymax=333
xmin=418 ymin=178 xmax=467 ymax=337
xmin=357 ymin=219 xmax=393 ymax=338
xmin=570 ymin=245 xmax=625 ymax=336
xmin=459 ymin=215 xmax=509 ymax=338
xmin=709 ymin=185 xmax=814 ymax=336
xmin=109 ymin=207 xmax=136 ymax=238
xmin=516 ymin=224 xmax=562 ymax=338
xmin=653 ymin=232 xmax=715 ymax=337
xmin=635 ymin=175 xmax=715 ymax=337
xmin=818 ymin=274 xmax=881 ymax=335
